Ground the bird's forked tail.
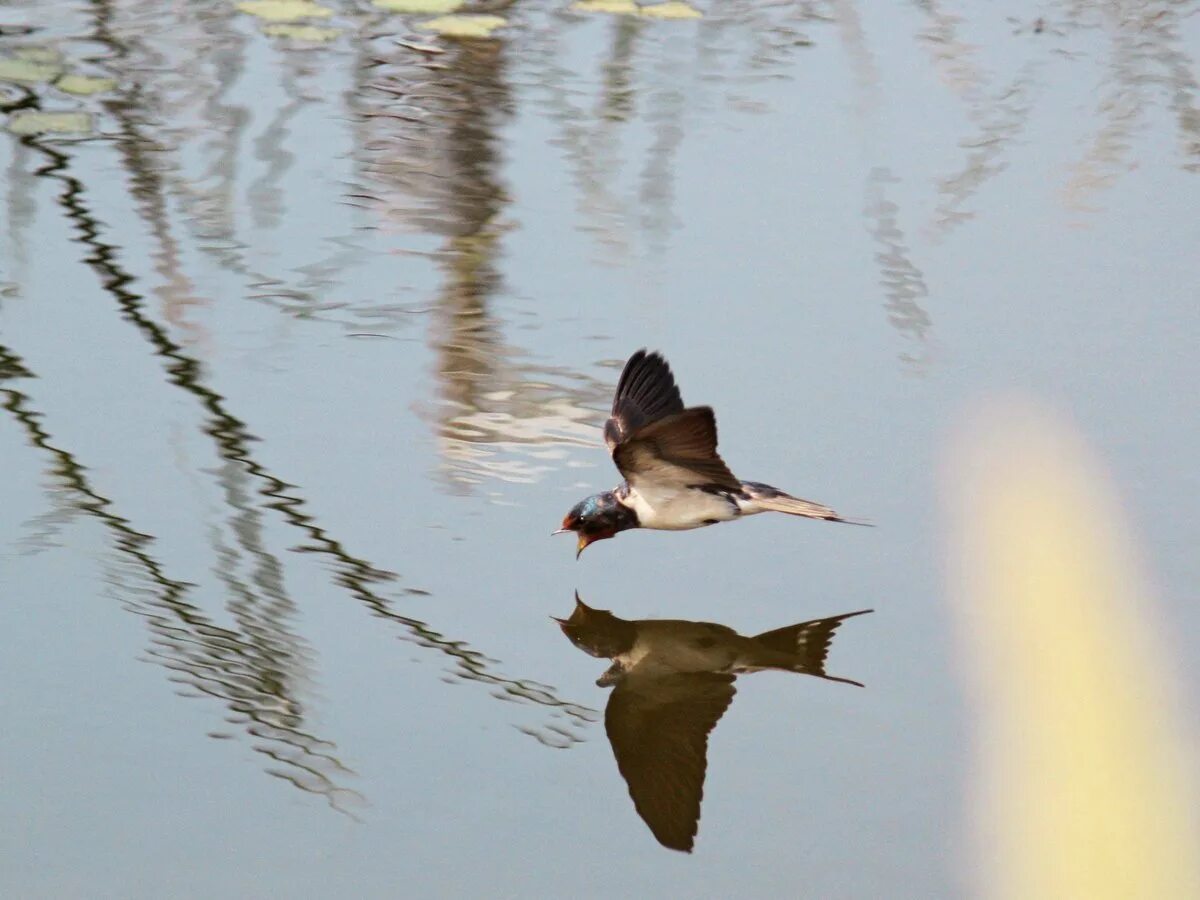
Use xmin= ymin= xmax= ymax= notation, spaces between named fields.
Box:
xmin=752 ymin=609 xmax=873 ymax=686
xmin=738 ymin=481 xmax=870 ymax=526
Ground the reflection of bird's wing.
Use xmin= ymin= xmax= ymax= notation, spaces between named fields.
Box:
xmin=603 ymin=350 xmax=685 ymax=451
xmin=612 ymin=407 xmax=741 ymax=492
xmin=605 ymin=671 xmax=736 ymax=852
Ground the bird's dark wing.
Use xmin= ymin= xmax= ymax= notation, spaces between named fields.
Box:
xmin=603 ymin=350 xmax=685 ymax=451
xmin=612 ymin=407 xmax=740 ymax=490
xmin=605 ymin=671 xmax=736 ymax=852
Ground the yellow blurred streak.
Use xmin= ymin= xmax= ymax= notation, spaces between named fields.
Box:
xmin=946 ymin=399 xmax=1200 ymax=900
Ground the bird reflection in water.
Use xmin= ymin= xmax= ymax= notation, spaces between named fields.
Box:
xmin=555 ymin=594 xmax=871 ymax=852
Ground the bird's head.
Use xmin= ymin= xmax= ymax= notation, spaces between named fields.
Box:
xmin=553 ymin=593 xmax=637 ymax=661
xmin=554 ymin=492 xmax=635 ymax=558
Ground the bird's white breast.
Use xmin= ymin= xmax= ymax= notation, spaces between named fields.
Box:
xmin=620 ymin=484 xmax=739 ymax=531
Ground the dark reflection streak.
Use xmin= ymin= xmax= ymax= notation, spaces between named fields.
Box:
xmin=25 ymin=136 xmax=594 ymax=734
xmin=82 ymin=0 xmax=212 ymax=350
xmin=196 ymin=9 xmax=250 ymax=245
xmin=209 ymin=455 xmax=326 ymax=783
xmin=430 ymin=40 xmax=511 ymax=455
xmin=602 ymin=18 xmax=639 ymax=124
xmin=109 ymin=80 xmax=212 ymax=348
xmin=89 ymin=0 xmax=275 ymax=319
xmin=0 ymin=343 xmax=362 ymax=814
xmin=864 ymin=168 xmax=932 ymax=371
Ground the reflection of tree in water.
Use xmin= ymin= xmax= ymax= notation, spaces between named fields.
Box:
xmin=910 ymin=1 xmax=1200 ymax=227
xmin=0 ymin=345 xmax=361 ymax=812
xmin=864 ymin=168 xmax=933 ymax=372
xmin=6 ymin=127 xmax=594 ymax=808
xmin=524 ymin=3 xmax=830 ymax=262
xmin=350 ymin=3 xmax=838 ymax=490
xmin=832 ymin=7 xmax=934 ymax=369
xmin=848 ymin=0 xmax=1199 ymax=361
xmin=354 ymin=36 xmax=611 ymax=491
xmin=1060 ymin=0 xmax=1200 ymax=210
xmin=930 ymin=66 xmax=1041 ymax=237
xmin=82 ymin=0 xmax=384 ymax=330
xmin=906 ymin=1 xmax=1042 ymax=239
xmin=914 ymin=0 xmax=985 ymax=100
xmin=6 ymin=0 xmax=1197 ymax=805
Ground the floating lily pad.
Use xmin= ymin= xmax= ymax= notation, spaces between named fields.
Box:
xmin=375 ymin=0 xmax=464 ymax=12
xmin=570 ymin=0 xmax=637 ymax=11
xmin=15 ymin=47 xmax=63 ymax=64
xmin=235 ymin=0 xmax=334 ymax=22
xmin=262 ymin=23 xmax=341 ymax=40
xmin=416 ymin=13 xmax=506 ymax=37
xmin=0 ymin=56 xmax=63 ymax=85
xmin=570 ymin=0 xmax=702 ymax=16
xmin=7 ymin=110 xmax=93 ymax=136
xmin=56 ymin=74 xmax=117 ymax=95
xmin=638 ymin=1 xmax=701 ymax=18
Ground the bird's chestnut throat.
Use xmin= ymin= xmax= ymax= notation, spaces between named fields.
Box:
xmin=561 ymin=491 xmax=640 ymax=556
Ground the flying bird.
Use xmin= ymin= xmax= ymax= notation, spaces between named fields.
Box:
xmin=555 ymin=594 xmax=871 ymax=852
xmin=556 ymin=349 xmax=863 ymax=557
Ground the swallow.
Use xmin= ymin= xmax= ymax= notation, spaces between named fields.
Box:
xmin=556 ymin=349 xmax=863 ymax=557
xmin=555 ymin=594 xmax=871 ymax=852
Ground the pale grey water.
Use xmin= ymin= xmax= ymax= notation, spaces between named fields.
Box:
xmin=1 ymin=1 xmax=1198 ymax=897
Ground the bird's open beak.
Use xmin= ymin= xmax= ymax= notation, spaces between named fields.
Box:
xmin=551 ymin=528 xmax=570 ymax=536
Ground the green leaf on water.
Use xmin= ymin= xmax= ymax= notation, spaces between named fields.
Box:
xmin=570 ymin=0 xmax=638 ymax=12
xmin=7 ymin=110 xmax=93 ymax=136
xmin=0 ymin=56 xmax=63 ymax=85
xmin=235 ymin=0 xmax=334 ymax=22
xmin=262 ymin=23 xmax=342 ymax=40
xmin=575 ymin=0 xmax=637 ymax=11
xmin=570 ymin=0 xmax=702 ymax=16
xmin=375 ymin=0 xmax=465 ymax=13
xmin=638 ymin=1 xmax=701 ymax=18
xmin=416 ymin=14 xmax=507 ymax=37
xmin=56 ymin=74 xmax=118 ymax=95
xmin=15 ymin=47 xmax=64 ymax=64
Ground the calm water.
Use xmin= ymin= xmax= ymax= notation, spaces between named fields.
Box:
xmin=2 ymin=1 xmax=1198 ymax=896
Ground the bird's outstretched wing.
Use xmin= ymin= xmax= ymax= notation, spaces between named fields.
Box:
xmin=605 ymin=671 xmax=736 ymax=852
xmin=613 ymin=407 xmax=741 ymax=490
xmin=603 ymin=350 xmax=684 ymax=451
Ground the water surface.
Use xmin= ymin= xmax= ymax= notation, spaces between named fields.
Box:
xmin=2 ymin=1 xmax=1198 ymax=896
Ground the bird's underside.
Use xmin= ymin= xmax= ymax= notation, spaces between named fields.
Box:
xmin=615 ymin=478 xmax=848 ymax=531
